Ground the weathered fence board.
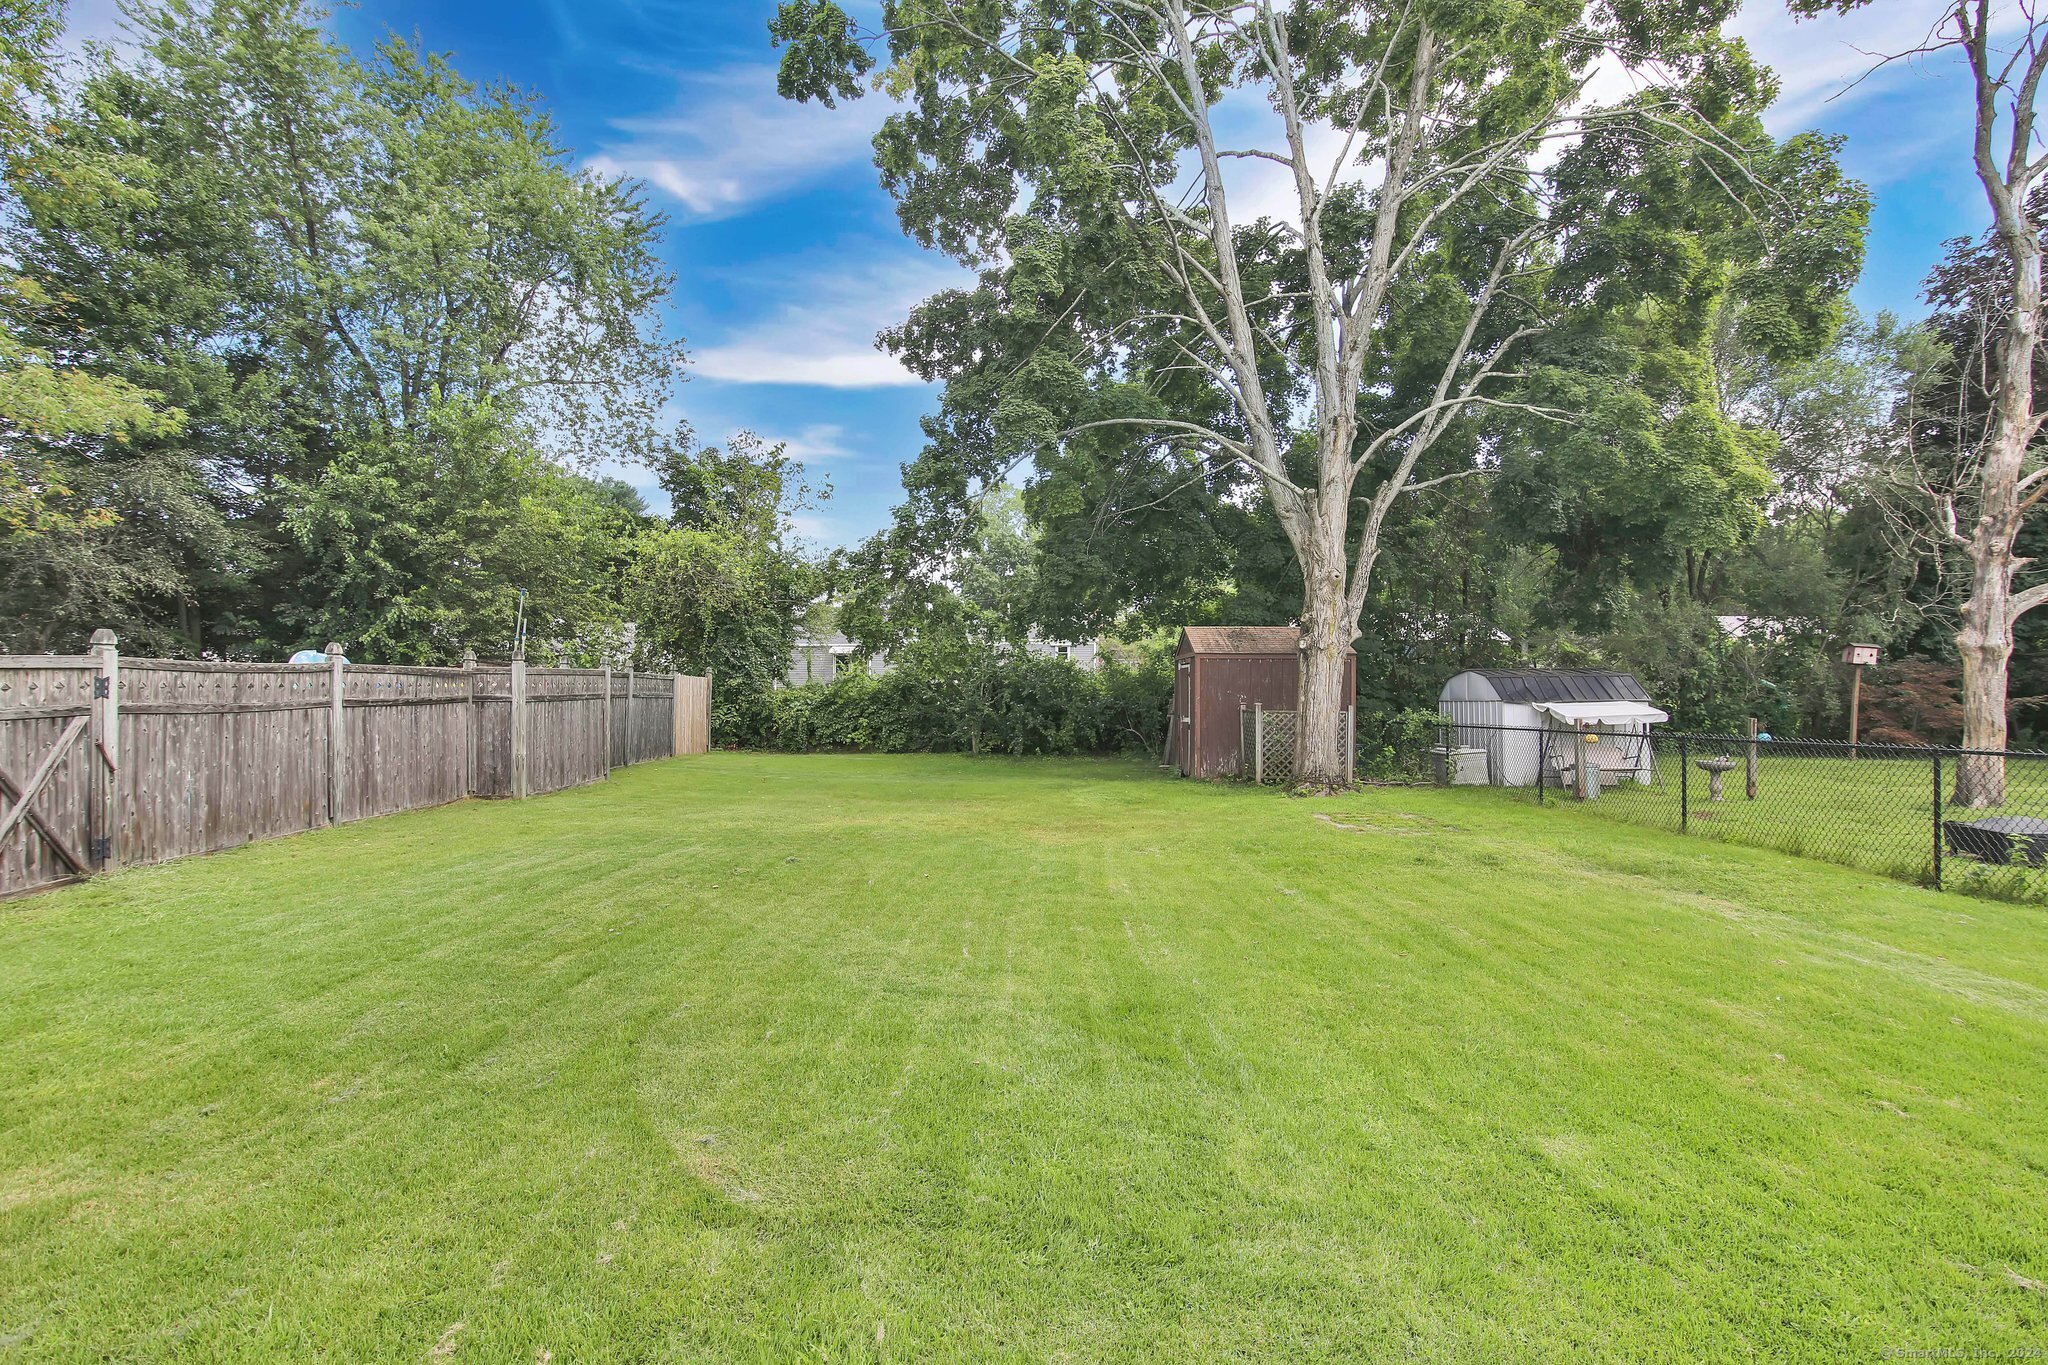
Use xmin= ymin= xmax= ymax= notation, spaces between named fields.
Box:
xmin=609 ymin=671 xmax=632 ymax=769
xmin=675 ymin=674 xmax=710 ymax=754
xmin=628 ymin=672 xmax=676 ymax=766
xmin=471 ymin=666 xmax=516 ymax=799
xmin=341 ymin=668 xmax=473 ymax=821
xmin=0 ymin=660 xmax=95 ymax=896
xmin=0 ymin=638 xmax=715 ymax=897
xmin=120 ymin=660 xmax=330 ymax=867
xmin=526 ymin=669 xmax=609 ymax=796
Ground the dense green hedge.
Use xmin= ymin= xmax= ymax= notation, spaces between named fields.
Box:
xmin=730 ymin=652 xmax=1174 ymax=756
xmin=727 ymin=649 xmax=1455 ymax=775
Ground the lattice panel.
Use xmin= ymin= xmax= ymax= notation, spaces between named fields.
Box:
xmin=1259 ymin=709 xmax=1298 ymax=785
xmin=1240 ymin=708 xmax=1352 ymax=785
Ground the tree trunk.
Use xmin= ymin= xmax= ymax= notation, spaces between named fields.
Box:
xmin=1954 ymin=293 xmax=2028 ymax=808
xmin=1951 ymin=8 xmax=2045 ymax=808
xmin=1294 ymin=512 xmax=1352 ymax=791
xmin=1955 ymin=589 xmax=2011 ymax=807
xmin=1953 ymin=189 xmax=2039 ymax=808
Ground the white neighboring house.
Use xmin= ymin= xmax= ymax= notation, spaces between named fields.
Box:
xmin=1716 ymin=614 xmax=1820 ymax=643
xmin=786 ymin=630 xmax=1102 ymax=685
xmin=1026 ymin=635 xmax=1101 ymax=669
xmin=787 ymin=630 xmax=886 ymax=685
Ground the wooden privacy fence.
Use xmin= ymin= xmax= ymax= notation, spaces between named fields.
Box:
xmin=0 ymin=631 xmax=712 ymax=898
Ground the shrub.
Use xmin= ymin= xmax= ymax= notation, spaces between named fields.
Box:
xmin=736 ymin=645 xmax=1172 ymax=757
xmin=1356 ymin=707 xmax=1444 ymax=783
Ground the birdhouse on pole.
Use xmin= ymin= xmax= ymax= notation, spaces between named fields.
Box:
xmin=1841 ymin=644 xmax=1879 ymax=758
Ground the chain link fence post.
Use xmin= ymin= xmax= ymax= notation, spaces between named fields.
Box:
xmin=1680 ymin=733 xmax=1689 ymax=834
xmin=1933 ymin=751 xmax=1944 ymax=890
xmin=1745 ymin=717 xmax=1759 ymax=801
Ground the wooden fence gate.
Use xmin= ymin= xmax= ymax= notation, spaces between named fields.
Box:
xmin=0 ymin=643 xmax=108 ymax=895
xmin=0 ymin=631 xmax=713 ymax=899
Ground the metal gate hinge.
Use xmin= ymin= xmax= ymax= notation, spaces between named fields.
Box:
xmin=90 ymin=837 xmax=112 ymax=863
xmin=93 ymin=677 xmax=112 ymax=698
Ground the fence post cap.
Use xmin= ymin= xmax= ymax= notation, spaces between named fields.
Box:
xmin=324 ymin=641 xmax=344 ymax=656
xmin=460 ymin=648 xmax=477 ymax=668
xmin=89 ymin=628 xmax=117 ymax=647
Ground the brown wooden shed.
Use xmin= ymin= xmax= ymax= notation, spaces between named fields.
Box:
xmin=1169 ymin=626 xmax=1356 ymax=778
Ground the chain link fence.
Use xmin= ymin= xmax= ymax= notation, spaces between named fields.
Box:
xmin=1390 ymin=721 xmax=2048 ymax=904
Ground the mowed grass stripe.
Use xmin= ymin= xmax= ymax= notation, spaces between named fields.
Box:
xmin=0 ymin=753 xmax=2042 ymax=1360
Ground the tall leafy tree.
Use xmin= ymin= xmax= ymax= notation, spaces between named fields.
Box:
xmin=0 ymin=0 xmax=184 ymax=564
xmin=1872 ymin=215 xmax=2048 ymax=753
xmin=626 ymin=430 xmax=822 ymax=740
xmin=773 ymin=0 xmax=1860 ymax=786
xmin=1 ymin=0 xmax=685 ymax=658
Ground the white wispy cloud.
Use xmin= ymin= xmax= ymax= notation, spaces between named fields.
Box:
xmin=689 ymin=253 xmax=972 ymax=389
xmin=788 ymin=513 xmax=842 ymax=546
xmin=1730 ymin=0 xmax=2007 ymax=137
xmin=774 ymin=424 xmax=860 ymax=463
xmin=1186 ymin=2 xmax=1992 ymax=222
xmin=584 ymin=64 xmax=891 ymax=222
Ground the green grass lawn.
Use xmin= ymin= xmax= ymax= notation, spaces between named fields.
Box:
xmin=3 ymin=754 xmax=2046 ymax=1360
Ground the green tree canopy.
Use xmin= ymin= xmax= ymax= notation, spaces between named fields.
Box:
xmin=772 ymin=0 xmax=1865 ymax=784
xmin=1 ymin=0 xmax=686 ymax=657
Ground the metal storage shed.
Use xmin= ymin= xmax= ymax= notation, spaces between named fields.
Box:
xmin=1169 ymin=627 xmax=1356 ymax=778
xmin=1438 ymin=668 xmax=1667 ymax=787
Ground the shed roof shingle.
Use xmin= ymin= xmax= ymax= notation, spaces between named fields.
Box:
xmin=1177 ymin=626 xmax=1354 ymax=656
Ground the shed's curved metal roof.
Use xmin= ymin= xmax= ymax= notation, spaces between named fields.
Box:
xmin=1459 ymin=668 xmax=1651 ymax=703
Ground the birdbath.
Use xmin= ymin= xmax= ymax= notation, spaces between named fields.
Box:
xmin=1696 ymin=756 xmax=1738 ymax=802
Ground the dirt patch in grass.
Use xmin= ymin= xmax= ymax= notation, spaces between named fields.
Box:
xmin=1315 ymin=809 xmax=1460 ymax=836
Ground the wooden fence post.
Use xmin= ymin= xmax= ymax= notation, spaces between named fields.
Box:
xmin=1848 ymin=662 xmax=1863 ymax=761
xmin=1345 ymin=705 xmax=1356 ymax=787
xmin=326 ymin=642 xmax=346 ymax=826
xmin=88 ymin=628 xmax=119 ymax=871
xmin=602 ymin=665 xmax=613 ymax=775
xmin=624 ymin=664 xmax=635 ymax=765
xmin=671 ymin=673 xmax=683 ymax=757
xmin=461 ymin=648 xmax=477 ymax=797
xmin=511 ymin=647 xmax=529 ymax=799
xmin=1253 ymin=701 xmax=1265 ymax=784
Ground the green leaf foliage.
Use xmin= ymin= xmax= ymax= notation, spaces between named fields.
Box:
xmin=772 ymin=0 xmax=1867 ymax=699
xmin=0 ymin=0 xmax=698 ymax=659
xmin=740 ymin=645 xmax=1173 ymax=758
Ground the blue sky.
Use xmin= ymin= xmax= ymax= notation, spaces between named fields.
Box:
xmin=62 ymin=1 xmax=2014 ymax=546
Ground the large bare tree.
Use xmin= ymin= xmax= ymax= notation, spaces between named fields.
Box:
xmin=1948 ymin=3 xmax=2048 ymax=802
xmin=776 ymin=0 xmax=1828 ymax=787
xmin=1809 ymin=0 xmax=2048 ymax=803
